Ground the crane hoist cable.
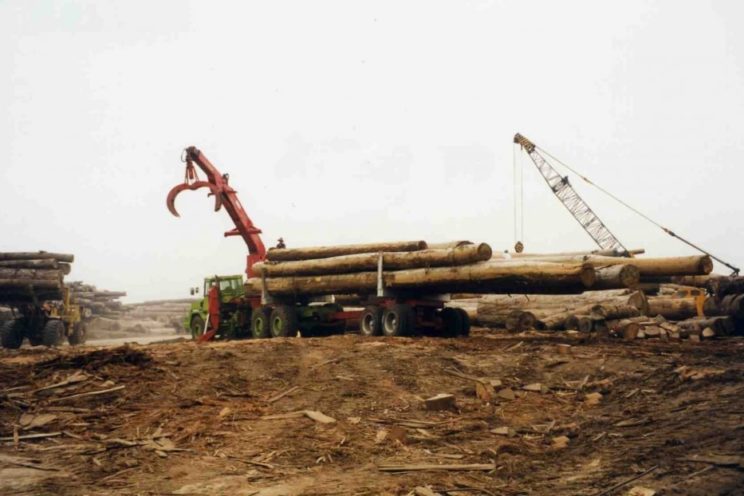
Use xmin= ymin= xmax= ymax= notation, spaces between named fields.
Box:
xmin=515 ymin=133 xmax=740 ymax=275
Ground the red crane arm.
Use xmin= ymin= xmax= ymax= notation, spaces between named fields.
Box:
xmin=167 ymin=146 xmax=267 ymax=277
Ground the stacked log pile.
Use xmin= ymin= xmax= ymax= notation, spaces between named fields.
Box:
xmin=123 ymin=299 xmax=197 ymax=332
xmin=84 ymin=299 xmax=197 ymax=339
xmin=0 ymin=252 xmax=73 ymax=303
xmin=246 ymin=241 xmax=645 ymax=298
xmin=451 ymin=250 xmax=744 ymax=341
xmin=67 ymin=282 xmax=127 ymax=317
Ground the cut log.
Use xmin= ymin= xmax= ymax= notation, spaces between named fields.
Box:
xmin=590 ymin=304 xmax=640 ymax=320
xmin=247 ymin=261 xmax=596 ymax=297
xmin=0 ymin=279 xmax=63 ymax=290
xmin=500 ymin=254 xmax=713 ymax=277
xmin=607 ymin=319 xmax=641 ymax=340
xmin=646 ymin=296 xmax=699 ymax=320
xmin=677 ymin=316 xmax=736 ymax=336
xmin=576 ymin=315 xmax=598 ymax=333
xmin=0 ymin=259 xmax=59 ymax=269
xmin=255 ymin=244 xmax=493 ymax=277
xmin=266 ymin=240 xmax=428 ymax=262
xmin=505 ymin=310 xmax=537 ymax=332
xmin=0 ymin=269 xmax=63 ymax=280
xmin=0 ymin=252 xmax=74 ymax=263
xmin=592 ymin=264 xmax=640 ymax=290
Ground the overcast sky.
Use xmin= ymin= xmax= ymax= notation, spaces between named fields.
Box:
xmin=2 ymin=1 xmax=743 ymax=302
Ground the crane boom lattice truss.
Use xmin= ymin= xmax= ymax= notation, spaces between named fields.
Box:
xmin=514 ymin=133 xmax=627 ymax=254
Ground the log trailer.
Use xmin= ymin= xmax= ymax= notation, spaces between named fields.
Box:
xmin=167 ymin=147 xmax=470 ymax=341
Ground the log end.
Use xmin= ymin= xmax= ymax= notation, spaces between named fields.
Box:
xmin=475 ymin=243 xmax=493 ymax=261
xmin=700 ymin=256 xmax=714 ymax=275
xmin=580 ymin=265 xmax=597 ymax=288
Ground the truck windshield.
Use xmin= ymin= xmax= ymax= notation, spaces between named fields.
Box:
xmin=219 ymin=279 xmax=240 ymax=291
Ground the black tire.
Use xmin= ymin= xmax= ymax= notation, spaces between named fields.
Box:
xmin=41 ymin=320 xmax=65 ymax=347
xmin=270 ymin=305 xmax=299 ymax=338
xmin=382 ymin=304 xmax=414 ymax=337
xmin=455 ymin=308 xmax=471 ymax=337
xmin=360 ymin=306 xmax=383 ymax=337
xmin=441 ymin=307 xmax=463 ymax=338
xmin=1 ymin=319 xmax=25 ymax=349
xmin=68 ymin=322 xmax=87 ymax=346
xmin=190 ymin=315 xmax=205 ymax=340
xmin=250 ymin=306 xmax=272 ymax=339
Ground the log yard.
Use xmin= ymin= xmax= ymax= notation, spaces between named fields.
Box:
xmin=2 ymin=2 xmax=743 ymax=496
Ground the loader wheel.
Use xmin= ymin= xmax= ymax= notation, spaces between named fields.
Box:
xmin=360 ymin=306 xmax=382 ymax=337
xmin=190 ymin=315 xmax=205 ymax=340
xmin=68 ymin=322 xmax=87 ymax=346
xmin=251 ymin=306 xmax=272 ymax=339
xmin=270 ymin=305 xmax=298 ymax=338
xmin=440 ymin=307 xmax=463 ymax=338
xmin=1 ymin=319 xmax=25 ymax=349
xmin=382 ymin=304 xmax=414 ymax=337
xmin=41 ymin=320 xmax=65 ymax=347
xmin=455 ymin=308 xmax=471 ymax=337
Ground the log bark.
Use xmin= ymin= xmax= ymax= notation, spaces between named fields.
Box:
xmin=541 ymin=304 xmax=599 ymax=330
xmin=677 ymin=316 xmax=736 ymax=336
xmin=0 ymin=252 xmax=74 ymax=263
xmin=247 ymin=261 xmax=596 ymax=297
xmin=255 ymin=244 xmax=492 ymax=277
xmin=266 ymin=241 xmax=428 ymax=262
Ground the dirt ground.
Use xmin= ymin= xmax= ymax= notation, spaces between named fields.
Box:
xmin=1 ymin=329 xmax=743 ymax=496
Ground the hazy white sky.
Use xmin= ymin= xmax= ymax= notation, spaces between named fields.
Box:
xmin=2 ymin=1 xmax=743 ymax=302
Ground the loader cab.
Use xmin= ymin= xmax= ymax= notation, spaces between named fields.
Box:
xmin=203 ymin=275 xmax=244 ymax=302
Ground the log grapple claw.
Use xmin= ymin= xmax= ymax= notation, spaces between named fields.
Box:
xmin=166 ymin=157 xmax=224 ymax=217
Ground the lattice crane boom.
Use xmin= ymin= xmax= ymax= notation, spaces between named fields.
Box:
xmin=514 ymin=133 xmax=628 ymax=254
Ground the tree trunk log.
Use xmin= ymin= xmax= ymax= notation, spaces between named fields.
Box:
xmin=0 ymin=278 xmax=62 ymax=289
xmin=592 ymin=264 xmax=640 ymax=290
xmin=255 ymin=244 xmax=492 ymax=277
xmin=247 ymin=261 xmax=596 ymax=297
xmin=505 ymin=310 xmax=537 ymax=332
xmin=0 ymin=259 xmax=59 ymax=269
xmin=646 ymin=297 xmax=699 ymax=320
xmin=0 ymin=252 xmax=74 ymax=263
xmin=0 ymin=269 xmax=63 ymax=280
xmin=266 ymin=241 xmax=428 ymax=262
xmin=496 ymin=254 xmax=712 ymax=276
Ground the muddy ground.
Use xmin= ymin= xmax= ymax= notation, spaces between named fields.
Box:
xmin=1 ymin=329 xmax=743 ymax=496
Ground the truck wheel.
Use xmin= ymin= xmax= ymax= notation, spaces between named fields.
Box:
xmin=68 ymin=322 xmax=87 ymax=346
xmin=41 ymin=320 xmax=65 ymax=347
xmin=1 ymin=319 xmax=25 ymax=349
xmin=251 ymin=306 xmax=272 ymax=339
xmin=190 ymin=315 xmax=206 ymax=339
xmin=360 ymin=306 xmax=382 ymax=337
xmin=270 ymin=305 xmax=298 ymax=338
xmin=455 ymin=308 xmax=471 ymax=337
xmin=382 ymin=304 xmax=414 ymax=337
xmin=441 ymin=307 xmax=463 ymax=338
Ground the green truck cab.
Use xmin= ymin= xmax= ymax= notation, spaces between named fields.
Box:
xmin=184 ymin=275 xmax=252 ymax=339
